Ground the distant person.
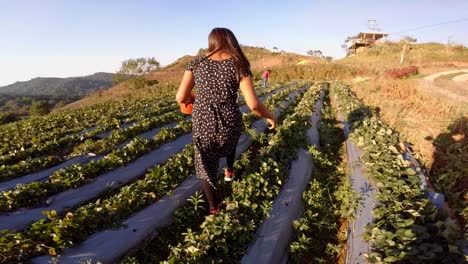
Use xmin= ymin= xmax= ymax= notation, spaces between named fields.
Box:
xmin=176 ymin=28 xmax=277 ymax=214
xmin=261 ymin=69 xmax=271 ymax=88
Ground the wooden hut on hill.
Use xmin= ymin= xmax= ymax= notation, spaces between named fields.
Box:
xmin=345 ymin=31 xmax=388 ymax=55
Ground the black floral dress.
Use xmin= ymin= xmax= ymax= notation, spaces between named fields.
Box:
xmin=186 ymin=55 xmax=252 ymax=187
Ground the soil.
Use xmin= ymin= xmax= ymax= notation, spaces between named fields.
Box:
xmin=418 ymin=79 xmax=468 ymax=103
xmin=423 ymin=68 xmax=468 ymax=81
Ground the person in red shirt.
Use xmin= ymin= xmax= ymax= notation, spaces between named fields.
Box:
xmin=261 ymin=69 xmax=270 ymax=88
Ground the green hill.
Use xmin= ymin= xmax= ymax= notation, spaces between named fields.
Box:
xmin=0 ymin=72 xmax=115 ymax=122
xmin=0 ymin=72 xmax=114 ymax=97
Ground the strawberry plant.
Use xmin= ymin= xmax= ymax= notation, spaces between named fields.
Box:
xmin=290 ymin=90 xmax=359 ymax=263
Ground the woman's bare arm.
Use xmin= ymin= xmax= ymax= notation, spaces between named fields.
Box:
xmin=176 ymin=71 xmax=195 ymax=104
xmin=239 ymin=76 xmax=277 ymax=129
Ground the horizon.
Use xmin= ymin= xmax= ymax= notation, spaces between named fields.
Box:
xmin=1 ymin=0 xmax=468 ymax=86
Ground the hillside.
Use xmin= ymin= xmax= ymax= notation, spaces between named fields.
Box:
xmin=63 ymin=47 xmax=319 ymax=110
xmin=335 ymin=41 xmax=468 ymax=233
xmin=339 ymin=42 xmax=468 ymax=74
xmin=0 ymin=72 xmax=114 ymax=97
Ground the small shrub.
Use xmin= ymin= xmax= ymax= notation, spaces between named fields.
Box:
xmin=29 ymin=100 xmax=51 ymax=116
xmin=383 ymin=66 xmax=418 ymax=79
xmin=0 ymin=112 xmax=20 ymax=125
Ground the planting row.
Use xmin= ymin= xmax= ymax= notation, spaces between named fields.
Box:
xmin=289 ymin=88 xmax=359 ymax=263
xmin=332 ymin=83 xmax=466 ymax=263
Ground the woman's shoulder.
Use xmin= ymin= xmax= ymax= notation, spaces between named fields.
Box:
xmin=186 ymin=55 xmax=207 ymax=71
xmin=188 ymin=55 xmax=206 ymax=65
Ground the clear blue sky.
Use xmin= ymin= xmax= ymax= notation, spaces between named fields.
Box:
xmin=1 ymin=0 xmax=467 ymax=86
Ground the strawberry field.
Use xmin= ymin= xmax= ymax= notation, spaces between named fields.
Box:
xmin=0 ymin=82 xmax=466 ymax=264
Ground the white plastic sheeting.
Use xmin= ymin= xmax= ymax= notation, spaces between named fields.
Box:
xmin=242 ymin=149 xmax=313 ymax=264
xmin=0 ymin=155 xmax=101 ymax=192
xmin=31 ymin=87 xmax=305 ymax=264
xmin=341 ymin=116 xmax=376 ymax=264
xmin=69 ymin=125 xmax=98 ymax=137
xmin=401 ymin=142 xmax=445 ymax=210
xmin=95 ymin=121 xmax=136 ymax=139
xmin=115 ymin=121 xmax=180 ymax=149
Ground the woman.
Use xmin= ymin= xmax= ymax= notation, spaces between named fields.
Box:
xmin=176 ymin=28 xmax=277 ymax=214
xmin=261 ymin=69 xmax=271 ymax=88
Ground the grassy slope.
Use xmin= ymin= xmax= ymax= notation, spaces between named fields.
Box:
xmin=62 ymin=47 xmax=318 ymax=110
xmin=337 ymin=42 xmax=468 ymax=162
xmin=340 ymin=42 xmax=468 ymax=72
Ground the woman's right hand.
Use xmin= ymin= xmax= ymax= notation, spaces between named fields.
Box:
xmin=267 ymin=117 xmax=277 ymax=130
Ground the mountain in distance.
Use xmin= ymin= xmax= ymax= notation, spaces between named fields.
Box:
xmin=0 ymin=72 xmax=114 ymax=97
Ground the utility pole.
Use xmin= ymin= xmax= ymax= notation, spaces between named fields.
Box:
xmin=400 ymin=43 xmax=408 ymax=66
xmin=418 ymin=48 xmax=422 ymax=67
xmin=446 ymin=35 xmax=453 ymax=55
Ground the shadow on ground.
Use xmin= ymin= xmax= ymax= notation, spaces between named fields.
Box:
xmin=429 ymin=116 xmax=468 ymax=235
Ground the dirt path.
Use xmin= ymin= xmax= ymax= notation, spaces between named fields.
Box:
xmin=452 ymin=73 xmax=468 ymax=82
xmin=419 ymin=80 xmax=468 ymax=103
xmin=424 ymin=69 xmax=468 ymax=81
xmin=419 ymin=69 xmax=468 ymax=103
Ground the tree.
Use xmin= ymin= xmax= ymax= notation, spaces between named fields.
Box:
xmin=0 ymin=112 xmax=19 ymax=125
xmin=4 ymin=99 xmax=21 ymax=112
xmin=197 ymin=48 xmax=208 ymax=55
xmin=54 ymin=101 xmax=67 ymax=109
xmin=29 ymin=100 xmax=51 ymax=116
xmin=400 ymin=36 xmax=417 ymax=65
xmin=403 ymin=35 xmax=417 ymax=43
xmin=341 ymin=44 xmax=350 ymax=55
xmin=113 ymin=57 xmax=160 ymax=89
xmin=315 ymin=50 xmax=323 ymax=58
xmin=306 ymin=50 xmax=324 ymax=58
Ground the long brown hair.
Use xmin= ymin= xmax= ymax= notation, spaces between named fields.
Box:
xmin=207 ymin=28 xmax=251 ymax=78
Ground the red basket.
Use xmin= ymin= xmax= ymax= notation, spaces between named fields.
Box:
xmin=179 ymin=93 xmax=195 ymax=115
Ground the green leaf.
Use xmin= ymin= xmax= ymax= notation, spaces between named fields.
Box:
xmin=404 ymin=229 xmax=415 ymax=238
xmin=383 ymin=256 xmax=400 ymax=262
xmin=405 ymin=168 xmax=416 ymax=176
xmin=388 ymin=145 xmax=398 ymax=154
xmin=48 ymin=247 xmax=57 ymax=256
